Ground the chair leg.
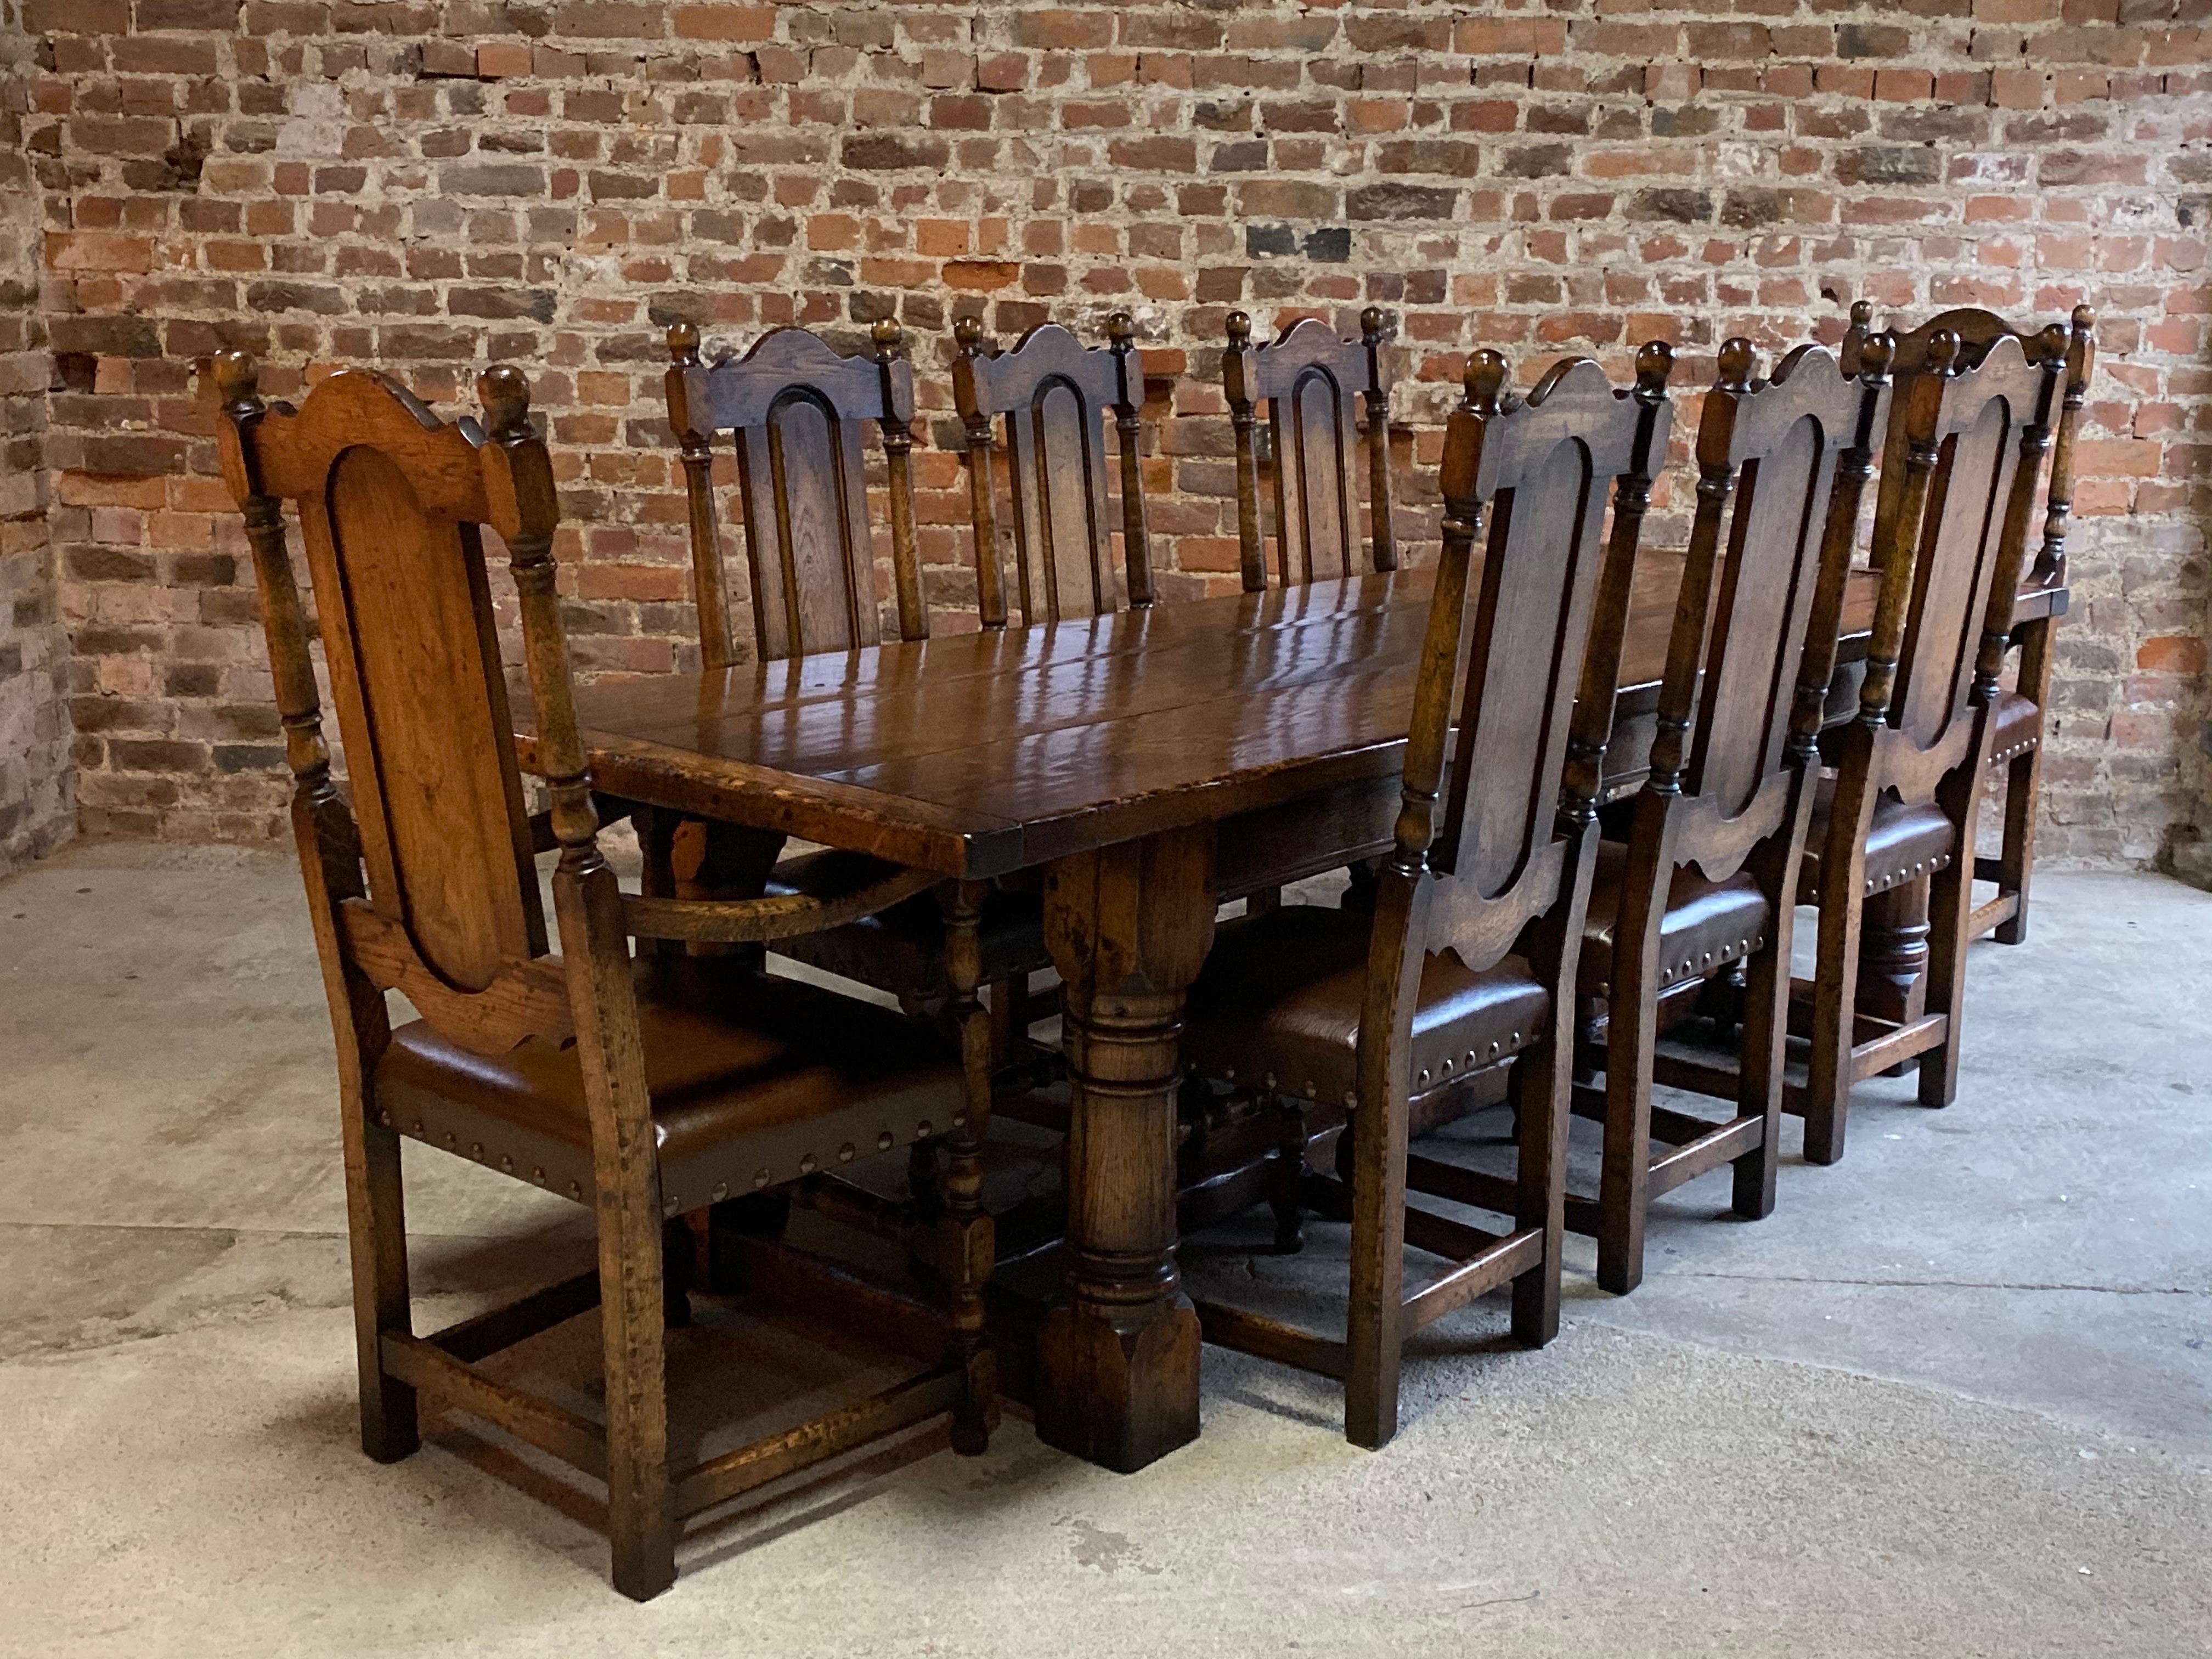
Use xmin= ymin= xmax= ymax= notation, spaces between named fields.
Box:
xmin=1803 ymin=877 xmax=1863 ymax=1167
xmin=346 ymin=1094 xmax=419 ymax=1464
xmin=1509 ymin=1033 xmax=1570 ymax=1348
xmin=597 ymin=1187 xmax=676 ymax=1601
xmin=1732 ymin=933 xmax=1787 ymax=1221
xmin=1595 ymin=997 xmax=1655 ymax=1298
xmin=1267 ymin=1092 xmax=1308 ymax=1254
xmin=1994 ymin=742 xmax=2041 ymax=946
xmin=939 ymin=1124 xmax=997 ymax=1456
xmin=1917 ymin=850 xmax=1976 ymax=1110
xmin=940 ymin=882 xmax=998 ymax=1457
xmin=1343 ymin=1086 xmax=1410 ymax=1450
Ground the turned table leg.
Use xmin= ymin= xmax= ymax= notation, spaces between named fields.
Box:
xmin=1860 ymin=872 xmax=1931 ymax=1076
xmin=1034 ymin=822 xmax=1215 ymax=1472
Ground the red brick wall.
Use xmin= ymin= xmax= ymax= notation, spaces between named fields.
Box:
xmin=16 ymin=0 xmax=2212 ymax=870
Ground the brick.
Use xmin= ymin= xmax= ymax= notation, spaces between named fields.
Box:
xmin=134 ymin=0 xmax=240 ymax=27
xmin=477 ymin=43 xmax=535 ymax=78
xmin=672 ymin=5 xmax=772 ymax=41
xmin=1014 ymin=11 xmax=1114 ymax=50
xmin=841 ymin=134 xmax=950 ymax=171
xmin=1346 ymin=183 xmax=1458 ymax=221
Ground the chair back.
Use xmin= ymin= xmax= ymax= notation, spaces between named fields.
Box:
xmin=1224 ymin=310 xmax=1396 ymax=593
xmin=216 ymin=357 xmax=592 ymax=1056
xmin=1861 ymin=330 xmax=2064 ymax=792
xmin=953 ymin=315 xmax=1152 ymax=626
xmin=1387 ymin=345 xmax=1673 ymax=978
xmin=1652 ymin=339 xmax=1891 ymax=867
xmin=666 ymin=323 xmax=922 ymax=666
xmin=1848 ymin=302 xmax=2093 ymax=591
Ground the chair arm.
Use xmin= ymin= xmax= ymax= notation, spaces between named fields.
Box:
xmin=621 ymin=864 xmax=940 ymax=945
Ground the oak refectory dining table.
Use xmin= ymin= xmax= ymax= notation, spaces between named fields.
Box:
xmin=514 ymin=555 xmax=2026 ymax=1475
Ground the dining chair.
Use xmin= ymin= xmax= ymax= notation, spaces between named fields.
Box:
xmin=216 ymin=353 xmax=995 ymax=1600
xmin=1795 ymin=327 xmax=2066 ymax=1163
xmin=954 ymin=312 xmax=1153 ymax=627
xmin=1570 ymin=337 xmax=1892 ymax=1295
xmin=1223 ymin=308 xmax=1396 ymax=594
xmin=1178 ymin=341 xmax=1676 ymax=1448
xmin=664 ymin=322 xmax=1049 ymax=1064
xmin=1843 ymin=301 xmax=2094 ymax=946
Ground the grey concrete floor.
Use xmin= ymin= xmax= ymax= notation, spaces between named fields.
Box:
xmin=2 ymin=842 xmax=2208 ymax=1656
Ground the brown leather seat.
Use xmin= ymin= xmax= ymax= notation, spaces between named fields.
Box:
xmin=1800 ymin=778 xmax=1954 ymax=901
xmin=1181 ymin=904 xmax=1548 ymax=1108
xmin=764 ymin=848 xmax=1049 ymax=999
xmin=1578 ymin=838 xmax=1770 ymax=999
xmin=377 ymin=957 xmax=964 ymax=1216
xmin=1990 ymin=688 xmax=2040 ymax=761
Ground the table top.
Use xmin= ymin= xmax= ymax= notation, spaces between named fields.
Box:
xmin=526 ymin=550 xmax=1920 ymax=882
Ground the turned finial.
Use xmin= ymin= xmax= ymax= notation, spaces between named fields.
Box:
xmin=1464 ymin=348 xmax=1508 ymax=415
xmin=870 ymin=317 xmax=903 ymax=359
xmin=667 ymin=321 xmax=701 ymax=366
xmin=2035 ymin=321 xmax=2071 ymax=368
xmin=2070 ymin=302 xmax=2096 ymax=335
xmin=954 ymin=314 xmax=985 ymax=356
xmin=212 ymin=348 xmax=260 ymax=408
xmin=1634 ymin=338 xmax=1675 ymax=400
xmin=1926 ymin=329 xmax=1960 ymax=379
xmin=478 ymin=364 xmax=533 ymax=441
xmin=1225 ymin=309 xmax=1252 ymax=347
xmin=1858 ymin=330 xmax=1895 ymax=386
xmin=1716 ymin=337 xmax=1757 ymax=394
xmin=1107 ymin=310 xmax=1136 ymax=347
xmin=1359 ymin=306 xmax=1386 ymax=345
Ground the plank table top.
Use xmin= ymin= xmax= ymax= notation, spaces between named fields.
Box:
xmin=526 ymin=553 xmax=1899 ymax=879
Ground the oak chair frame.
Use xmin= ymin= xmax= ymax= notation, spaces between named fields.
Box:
xmin=1574 ymin=338 xmax=1892 ymax=1295
xmin=1792 ymin=329 xmax=2065 ymax=1163
xmin=954 ymin=313 xmax=1154 ymax=627
xmin=666 ymin=319 xmax=924 ymax=669
xmin=1190 ymin=343 xmax=1675 ymax=1448
xmin=1846 ymin=300 xmax=2095 ymax=948
xmin=1223 ymin=308 xmax=1397 ymax=594
xmin=216 ymin=354 xmax=994 ymax=1601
